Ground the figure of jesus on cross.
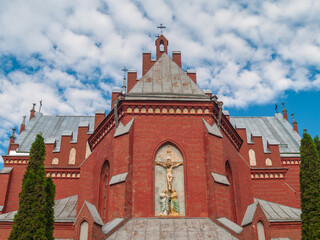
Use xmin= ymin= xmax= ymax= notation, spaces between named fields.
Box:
xmin=155 ymin=149 xmax=183 ymax=192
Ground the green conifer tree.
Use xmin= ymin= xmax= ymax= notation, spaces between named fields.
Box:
xmin=9 ymin=134 xmax=55 ymax=240
xmin=45 ymin=177 xmax=56 ymax=240
xmin=300 ymin=132 xmax=320 ymax=239
xmin=314 ymin=135 xmax=320 ymax=157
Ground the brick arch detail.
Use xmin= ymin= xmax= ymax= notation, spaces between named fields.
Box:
xmin=98 ymin=160 xmax=110 ymax=223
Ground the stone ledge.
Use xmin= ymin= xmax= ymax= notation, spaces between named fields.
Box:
xmin=211 ymin=172 xmax=230 ymax=186
xmin=103 ymin=218 xmax=125 ymax=235
xmin=109 ymin=172 xmax=128 ymax=185
xmin=202 ymin=118 xmax=223 ymax=138
xmin=0 ymin=167 xmax=13 ymax=174
xmin=217 ymin=217 xmax=243 ymax=234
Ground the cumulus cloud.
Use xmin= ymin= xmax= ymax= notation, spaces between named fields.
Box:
xmin=0 ymin=0 xmax=320 ymax=154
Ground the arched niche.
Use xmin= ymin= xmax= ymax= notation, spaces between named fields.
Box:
xmin=99 ymin=161 xmax=110 ymax=222
xmin=69 ymin=148 xmax=76 ymax=165
xmin=52 ymin=157 xmax=59 ymax=165
xmin=79 ymin=220 xmax=89 ymax=240
xmin=154 ymin=143 xmax=185 ymax=216
xmin=249 ymin=149 xmax=257 ymax=166
xmin=257 ymin=221 xmax=266 ymax=240
xmin=265 ymin=158 xmax=272 ymax=166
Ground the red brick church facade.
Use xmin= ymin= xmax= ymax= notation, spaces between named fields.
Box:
xmin=0 ymin=35 xmax=302 ymax=239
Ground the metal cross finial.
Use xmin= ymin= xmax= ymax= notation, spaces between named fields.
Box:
xmin=39 ymin=100 xmax=42 ymax=113
xmin=157 ymin=23 xmax=166 ymax=34
xmin=11 ymin=128 xmax=16 ymax=138
xmin=275 ymin=104 xmax=278 ymax=113
xmin=22 ymin=116 xmax=26 ymax=125
xmin=121 ymin=67 xmax=128 ymax=95
xmin=121 ymin=66 xmax=128 ymax=77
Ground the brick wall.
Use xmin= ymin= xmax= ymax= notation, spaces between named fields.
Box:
xmin=0 ymin=171 xmax=11 ymax=213
xmin=269 ymin=222 xmax=301 ymax=240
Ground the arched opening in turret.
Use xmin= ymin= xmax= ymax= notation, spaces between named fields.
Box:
xmin=159 ymin=39 xmax=164 ymax=52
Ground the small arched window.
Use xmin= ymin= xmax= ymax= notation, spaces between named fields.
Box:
xmin=257 ymin=221 xmax=266 ymax=240
xmin=79 ymin=220 xmax=89 ymax=240
xmin=52 ymin=157 xmax=59 ymax=165
xmin=265 ymin=158 xmax=272 ymax=166
xmin=69 ymin=148 xmax=76 ymax=165
xmin=249 ymin=149 xmax=257 ymax=166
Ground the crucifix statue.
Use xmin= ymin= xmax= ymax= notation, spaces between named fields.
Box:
xmin=155 ymin=149 xmax=183 ymax=192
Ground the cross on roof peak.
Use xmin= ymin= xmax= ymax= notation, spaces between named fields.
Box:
xmin=157 ymin=23 xmax=166 ymax=34
xmin=121 ymin=66 xmax=128 ymax=77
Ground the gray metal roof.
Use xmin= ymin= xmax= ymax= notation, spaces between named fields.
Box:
xmin=54 ymin=195 xmax=78 ymax=222
xmin=15 ymin=112 xmax=94 ymax=152
xmin=0 ymin=195 xmax=78 ymax=222
xmin=241 ymin=202 xmax=258 ymax=226
xmin=85 ymin=201 xmax=104 ymax=225
xmin=103 ymin=218 xmax=125 ymax=235
xmin=106 ymin=218 xmax=238 ymax=240
xmin=255 ymin=198 xmax=301 ymax=222
xmin=230 ymin=113 xmax=301 ymax=157
xmin=126 ymin=53 xmax=209 ymax=101
xmin=216 ymin=217 xmax=243 ymax=234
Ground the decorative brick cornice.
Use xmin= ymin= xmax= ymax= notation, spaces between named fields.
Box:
xmin=3 ymin=156 xmax=29 ymax=165
xmin=250 ymin=168 xmax=288 ymax=180
xmin=2 ymin=156 xmax=81 ymax=179
xmin=88 ymin=100 xmax=213 ymax=150
xmin=123 ymin=102 xmax=212 ymax=115
xmin=282 ymin=160 xmax=300 ymax=165
xmin=88 ymin=100 xmax=243 ymax=151
xmin=45 ymin=168 xmax=80 ymax=179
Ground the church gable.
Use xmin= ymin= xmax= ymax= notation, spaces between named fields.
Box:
xmin=128 ymin=53 xmax=207 ymax=98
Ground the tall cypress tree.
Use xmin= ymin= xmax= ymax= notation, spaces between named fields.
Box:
xmin=45 ymin=177 xmax=55 ymax=240
xmin=314 ymin=135 xmax=320 ymax=158
xmin=9 ymin=134 xmax=55 ymax=240
xmin=300 ymin=132 xmax=320 ymax=239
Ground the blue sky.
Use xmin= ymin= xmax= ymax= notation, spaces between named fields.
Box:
xmin=1 ymin=0 xmax=320 ymax=169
